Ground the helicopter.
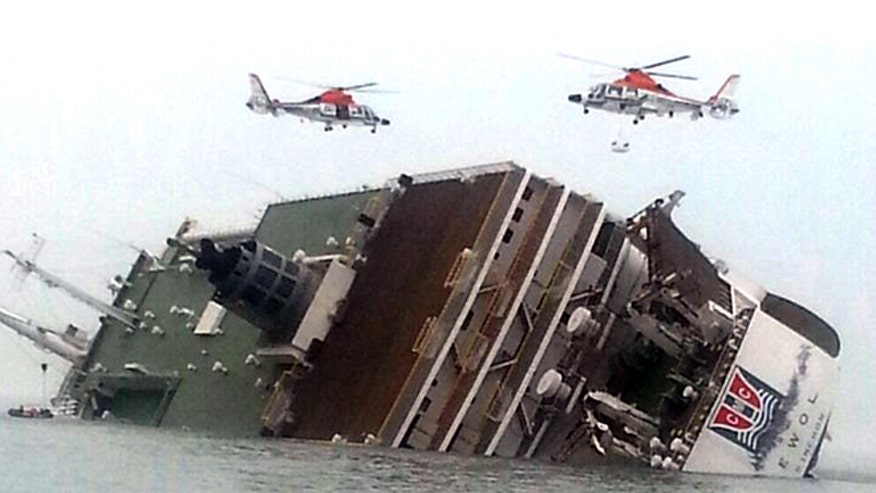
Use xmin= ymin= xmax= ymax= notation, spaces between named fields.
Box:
xmin=246 ymin=74 xmax=391 ymax=133
xmin=560 ymin=55 xmax=739 ymax=125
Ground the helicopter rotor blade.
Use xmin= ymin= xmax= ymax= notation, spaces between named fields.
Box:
xmin=589 ymin=70 xmax=620 ymax=79
xmin=556 ymin=53 xmax=624 ymax=70
xmin=337 ymin=82 xmax=379 ymax=92
xmin=274 ymin=76 xmax=335 ymax=89
xmin=352 ymin=88 xmax=399 ymax=94
xmin=646 ymin=71 xmax=698 ymax=81
xmin=273 ymin=78 xmax=389 ymax=93
xmin=558 ymin=53 xmax=697 ymax=80
xmin=640 ymin=55 xmax=690 ymax=70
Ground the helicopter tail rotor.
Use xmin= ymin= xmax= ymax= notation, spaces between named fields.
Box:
xmin=707 ymin=74 xmax=741 ymax=119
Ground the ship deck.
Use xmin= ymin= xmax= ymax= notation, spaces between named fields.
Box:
xmin=288 ymin=175 xmax=505 ymax=440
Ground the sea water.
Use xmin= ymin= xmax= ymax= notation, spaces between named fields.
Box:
xmin=0 ymin=415 xmax=872 ymax=492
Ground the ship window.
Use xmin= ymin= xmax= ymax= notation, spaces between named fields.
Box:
xmin=254 ymin=265 xmax=278 ymax=289
xmin=715 ymin=280 xmax=733 ymax=314
xmin=276 ymin=275 xmax=297 ymax=298
xmin=502 ymin=229 xmax=514 ymax=243
xmin=592 ymin=222 xmax=615 ymax=258
xmin=358 ymin=213 xmax=376 ymax=227
xmin=760 ymin=294 xmax=840 ymax=357
xmin=522 ymin=187 xmax=533 ymax=201
xmin=512 ymin=207 xmax=523 ymax=222
xmin=461 ymin=311 xmax=474 ymax=331
xmin=262 ymin=249 xmax=282 ymax=268
xmin=419 ymin=396 xmax=432 ymax=413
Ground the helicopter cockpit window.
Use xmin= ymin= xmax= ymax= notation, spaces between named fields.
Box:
xmin=363 ymin=107 xmax=375 ymax=121
xmin=588 ymin=84 xmax=606 ymax=100
xmin=606 ymin=85 xmax=623 ymax=98
xmin=319 ymin=103 xmax=337 ymax=116
xmin=350 ymin=106 xmax=364 ymax=117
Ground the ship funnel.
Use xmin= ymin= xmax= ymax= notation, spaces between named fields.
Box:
xmin=195 ymin=238 xmax=320 ymax=335
xmin=196 ymin=239 xmax=239 ymax=284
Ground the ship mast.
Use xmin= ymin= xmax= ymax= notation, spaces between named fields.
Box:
xmin=3 ymin=250 xmax=139 ymax=330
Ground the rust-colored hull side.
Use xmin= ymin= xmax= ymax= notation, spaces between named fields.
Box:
xmin=289 ymin=175 xmax=504 ymax=440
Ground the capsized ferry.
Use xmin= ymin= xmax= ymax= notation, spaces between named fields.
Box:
xmin=9 ymin=163 xmax=837 ymax=477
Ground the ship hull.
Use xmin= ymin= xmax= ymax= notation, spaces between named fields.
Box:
xmin=55 ymin=162 xmax=839 ymax=478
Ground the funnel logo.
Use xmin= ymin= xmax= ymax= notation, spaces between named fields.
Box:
xmin=709 ymin=366 xmax=784 ymax=453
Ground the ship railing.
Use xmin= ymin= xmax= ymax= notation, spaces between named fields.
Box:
xmin=671 ymin=309 xmax=753 ymax=459
xmin=481 ymin=234 xmax=577 ymax=426
xmin=261 ymin=185 xmax=385 ymax=210
xmin=444 ymin=249 xmax=473 ymax=287
xmin=261 ymin=370 xmax=295 ymax=431
xmin=454 ymin=284 xmax=505 ymax=371
xmin=398 ymin=162 xmax=518 ymax=187
xmin=412 ymin=316 xmax=438 ymax=355
xmin=461 ymin=333 xmax=491 ymax=373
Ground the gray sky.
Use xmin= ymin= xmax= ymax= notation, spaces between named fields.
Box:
xmin=1 ymin=1 xmax=872 ymax=467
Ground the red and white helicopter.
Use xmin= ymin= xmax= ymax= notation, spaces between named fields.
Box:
xmin=561 ymin=54 xmax=739 ymax=125
xmin=246 ymin=74 xmax=391 ymax=133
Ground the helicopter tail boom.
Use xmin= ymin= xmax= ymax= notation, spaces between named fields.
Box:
xmin=246 ymin=73 xmax=277 ymax=115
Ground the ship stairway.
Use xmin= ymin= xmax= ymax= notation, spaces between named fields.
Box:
xmin=412 ymin=316 xmax=438 ymax=355
xmin=444 ymin=249 xmax=473 ymax=288
xmin=261 ymin=368 xmax=305 ymax=436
